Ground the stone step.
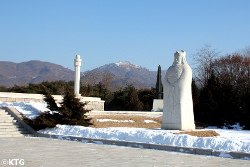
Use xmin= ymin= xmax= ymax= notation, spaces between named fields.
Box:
xmin=0 ymin=117 xmax=15 ymax=121
xmin=4 ymin=132 xmax=28 ymax=136
xmin=0 ymin=129 xmax=23 ymax=133
xmin=0 ymin=111 xmax=11 ymax=114
xmin=0 ymin=129 xmax=30 ymax=135
xmin=0 ymin=108 xmax=32 ymax=137
xmin=0 ymin=127 xmax=29 ymax=133
xmin=0 ymin=127 xmax=24 ymax=132
xmin=0 ymin=122 xmax=19 ymax=126
xmin=0 ymin=119 xmax=17 ymax=123
xmin=0 ymin=128 xmax=28 ymax=132
xmin=0 ymin=125 xmax=18 ymax=128
xmin=0 ymin=114 xmax=12 ymax=117
xmin=0 ymin=129 xmax=21 ymax=132
xmin=0 ymin=131 xmax=22 ymax=135
xmin=0 ymin=125 xmax=25 ymax=129
xmin=0 ymin=115 xmax=14 ymax=119
xmin=0 ymin=127 xmax=24 ymax=131
xmin=0 ymin=126 xmax=26 ymax=130
xmin=0 ymin=134 xmax=24 ymax=137
xmin=0 ymin=127 xmax=20 ymax=130
xmin=0 ymin=124 xmax=31 ymax=133
xmin=0 ymin=111 xmax=11 ymax=115
xmin=0 ymin=118 xmax=15 ymax=122
xmin=0 ymin=128 xmax=25 ymax=132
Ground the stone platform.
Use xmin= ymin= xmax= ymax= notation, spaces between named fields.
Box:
xmin=0 ymin=92 xmax=105 ymax=111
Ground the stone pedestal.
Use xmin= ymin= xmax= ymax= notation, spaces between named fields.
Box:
xmin=152 ymin=99 xmax=163 ymax=112
xmin=161 ymin=50 xmax=195 ymax=130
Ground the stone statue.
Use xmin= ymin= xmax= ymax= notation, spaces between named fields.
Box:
xmin=161 ymin=50 xmax=195 ymax=130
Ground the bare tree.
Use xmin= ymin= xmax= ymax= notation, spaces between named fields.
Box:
xmin=213 ymin=54 xmax=249 ymax=88
xmin=241 ymin=46 xmax=250 ymax=57
xmin=193 ymin=45 xmax=220 ymax=86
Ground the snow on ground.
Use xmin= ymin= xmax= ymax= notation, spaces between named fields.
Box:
xmin=144 ymin=120 xmax=157 ymax=123
xmin=97 ymin=119 xmax=134 ymax=123
xmin=1 ymin=101 xmax=250 ymax=154
xmin=39 ymin=125 xmax=250 ymax=153
xmin=0 ymin=101 xmax=48 ymax=119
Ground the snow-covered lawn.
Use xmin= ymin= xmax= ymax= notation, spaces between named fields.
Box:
xmin=38 ymin=125 xmax=250 ymax=153
xmin=1 ymin=101 xmax=250 ymax=154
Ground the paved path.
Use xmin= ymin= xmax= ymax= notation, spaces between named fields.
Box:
xmin=0 ymin=137 xmax=249 ymax=167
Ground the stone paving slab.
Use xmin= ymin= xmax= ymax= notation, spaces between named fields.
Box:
xmin=36 ymin=133 xmax=250 ymax=160
xmin=0 ymin=137 xmax=249 ymax=167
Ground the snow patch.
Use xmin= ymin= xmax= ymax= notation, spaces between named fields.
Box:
xmin=115 ymin=61 xmax=140 ymax=69
xmin=144 ymin=120 xmax=157 ymax=123
xmin=97 ymin=119 xmax=134 ymax=123
xmin=207 ymin=123 xmax=244 ymax=130
xmin=0 ymin=101 xmax=48 ymax=119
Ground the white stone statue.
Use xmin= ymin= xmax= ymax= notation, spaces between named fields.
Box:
xmin=161 ymin=50 xmax=195 ymax=130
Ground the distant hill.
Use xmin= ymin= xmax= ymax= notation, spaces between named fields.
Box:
xmin=0 ymin=60 xmax=157 ymax=90
xmin=81 ymin=61 xmax=157 ymax=90
xmin=0 ymin=60 xmax=74 ymax=87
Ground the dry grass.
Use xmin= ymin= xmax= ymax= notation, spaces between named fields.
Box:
xmin=175 ymin=130 xmax=220 ymax=137
xmin=88 ymin=114 xmax=219 ymax=137
xmin=90 ymin=115 xmax=162 ymax=128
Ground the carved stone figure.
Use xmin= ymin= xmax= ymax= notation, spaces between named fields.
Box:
xmin=161 ymin=50 xmax=195 ymax=130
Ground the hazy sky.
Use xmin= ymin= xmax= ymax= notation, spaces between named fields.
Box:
xmin=0 ymin=0 xmax=249 ymax=71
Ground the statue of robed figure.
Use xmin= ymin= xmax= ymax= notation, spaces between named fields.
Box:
xmin=162 ymin=50 xmax=195 ymax=130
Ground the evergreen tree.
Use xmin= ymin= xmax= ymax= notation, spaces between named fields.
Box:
xmin=138 ymin=88 xmax=156 ymax=111
xmin=155 ymin=65 xmax=163 ymax=99
xmin=125 ymin=86 xmax=143 ymax=111
xmin=59 ymin=88 xmax=92 ymax=126
xmin=42 ymin=85 xmax=59 ymax=111
xmin=192 ymin=80 xmax=201 ymax=126
xmin=198 ymin=71 xmax=220 ymax=126
xmin=105 ymin=89 xmax=126 ymax=111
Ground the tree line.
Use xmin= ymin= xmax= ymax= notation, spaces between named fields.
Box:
xmin=192 ymin=46 xmax=249 ymax=129
xmin=0 ymin=81 xmax=157 ymax=112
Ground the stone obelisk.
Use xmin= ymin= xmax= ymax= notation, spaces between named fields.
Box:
xmin=74 ymin=55 xmax=82 ymax=97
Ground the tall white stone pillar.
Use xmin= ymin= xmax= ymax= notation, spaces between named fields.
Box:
xmin=74 ymin=55 xmax=82 ymax=97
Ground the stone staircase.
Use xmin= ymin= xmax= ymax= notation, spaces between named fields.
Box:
xmin=0 ymin=108 xmax=30 ymax=137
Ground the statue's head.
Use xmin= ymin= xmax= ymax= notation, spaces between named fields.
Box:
xmin=174 ymin=50 xmax=187 ymax=65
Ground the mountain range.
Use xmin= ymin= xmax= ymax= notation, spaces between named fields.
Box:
xmin=0 ymin=60 xmax=74 ymax=87
xmin=0 ymin=60 xmax=157 ymax=90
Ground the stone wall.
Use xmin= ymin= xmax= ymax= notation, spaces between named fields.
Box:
xmin=0 ymin=92 xmax=105 ymax=111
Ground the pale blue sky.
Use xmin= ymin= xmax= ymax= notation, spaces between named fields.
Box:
xmin=0 ymin=0 xmax=249 ymax=71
